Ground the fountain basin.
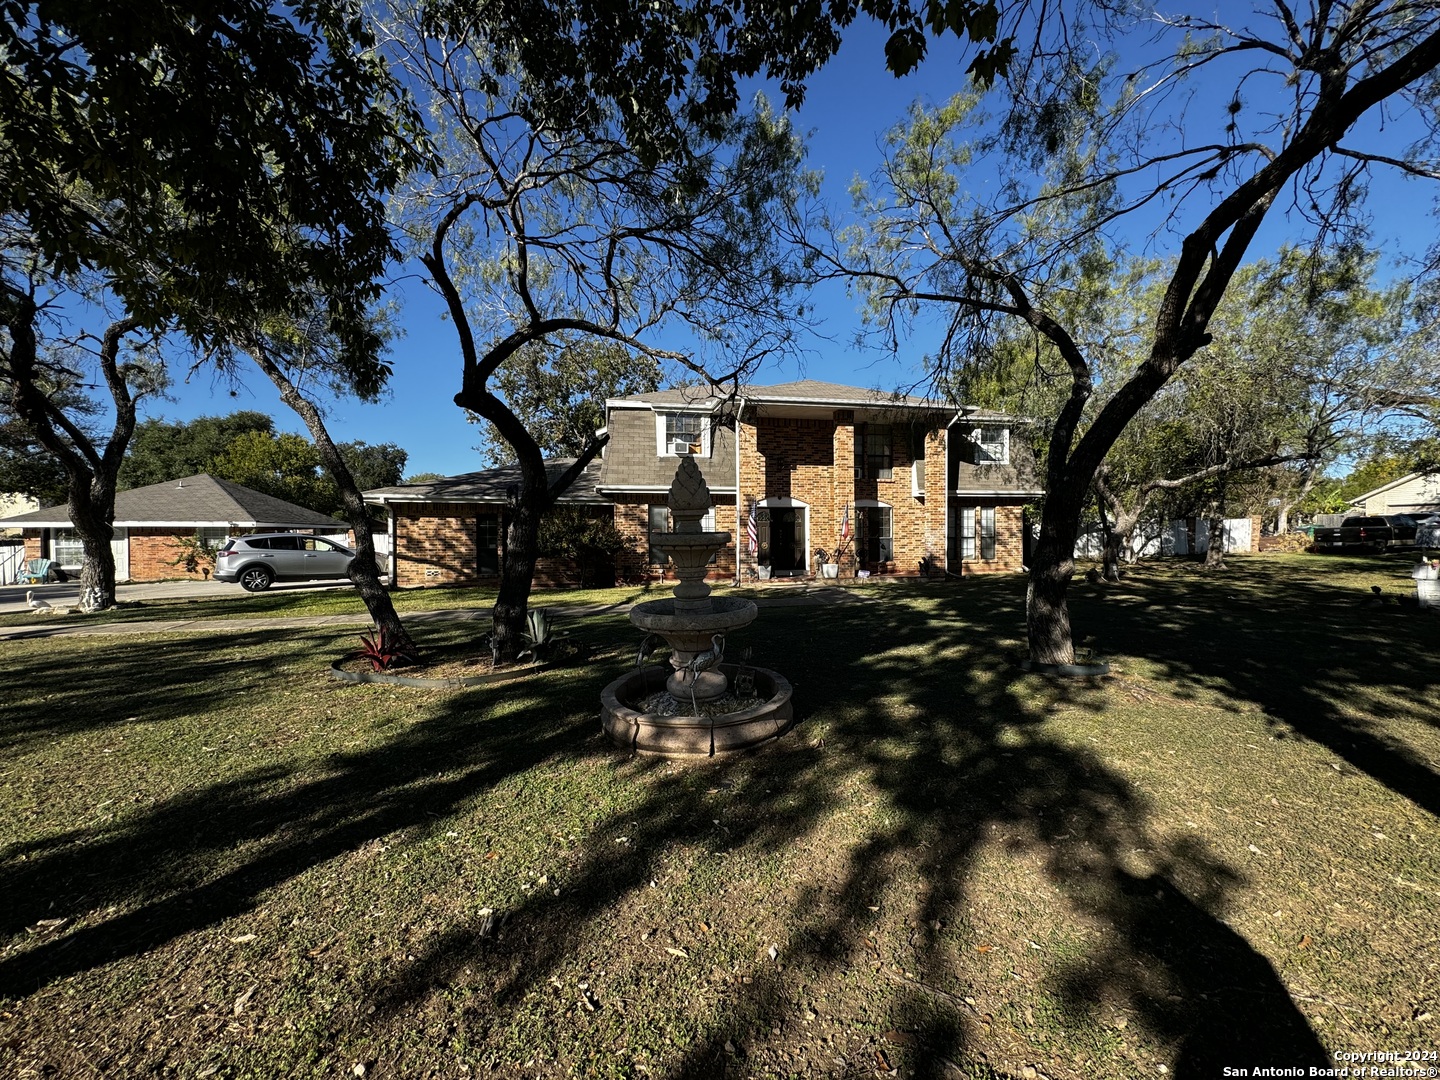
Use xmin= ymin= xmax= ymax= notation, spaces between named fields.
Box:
xmin=601 ymin=662 xmax=794 ymax=755
xmin=630 ymin=595 xmax=759 ymax=699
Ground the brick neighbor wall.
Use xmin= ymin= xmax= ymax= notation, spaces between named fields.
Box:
xmin=127 ymin=528 xmax=230 ymax=581
xmin=394 ymin=503 xmax=629 ymax=590
xmin=394 ymin=502 xmax=480 ymax=587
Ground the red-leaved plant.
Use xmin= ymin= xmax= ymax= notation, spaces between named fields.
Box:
xmin=357 ymin=626 xmax=410 ymax=672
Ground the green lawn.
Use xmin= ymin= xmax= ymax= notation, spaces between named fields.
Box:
xmin=2 ymin=554 xmax=1437 ymax=1078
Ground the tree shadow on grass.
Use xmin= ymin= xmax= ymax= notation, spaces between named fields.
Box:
xmin=355 ymin=587 xmax=1327 ymax=1077
xmin=1067 ymin=559 xmax=1440 ymax=818
xmin=2 ymin=572 xmax=1375 ymax=1074
xmin=0 ymin=626 xmax=603 ymax=998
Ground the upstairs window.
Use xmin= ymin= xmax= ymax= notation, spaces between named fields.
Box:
xmin=974 ymin=426 xmax=1009 ymax=465
xmin=856 ymin=425 xmax=893 ymax=479
xmin=659 ymin=412 xmax=706 ymax=456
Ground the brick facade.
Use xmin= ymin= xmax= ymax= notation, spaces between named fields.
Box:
xmin=21 ymin=526 xmax=244 ymax=582
xmin=382 ymin=389 xmax=1036 ymax=590
xmin=949 ymin=502 xmax=1026 ymax=574
xmin=127 ymin=528 xmax=236 ymax=581
xmin=612 ymin=493 xmax=738 ymax=584
xmin=392 ymin=501 xmax=621 ymax=590
xmin=726 ymin=413 xmax=1024 ymax=578
xmin=393 ymin=502 xmax=481 ymax=588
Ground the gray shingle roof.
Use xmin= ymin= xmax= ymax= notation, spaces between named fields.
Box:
xmin=0 ymin=474 xmax=345 ymax=529
xmin=364 ymin=458 xmax=607 ymax=504
xmin=608 ymin=378 xmax=1014 ymax=416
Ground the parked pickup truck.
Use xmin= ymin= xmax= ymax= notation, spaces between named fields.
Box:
xmin=1312 ymin=514 xmax=1420 ymax=553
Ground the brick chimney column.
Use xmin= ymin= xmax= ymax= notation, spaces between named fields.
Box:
xmin=924 ymin=427 xmax=949 ymax=570
xmin=833 ymin=410 xmax=856 ymax=573
xmin=737 ymin=413 xmax=761 ymax=579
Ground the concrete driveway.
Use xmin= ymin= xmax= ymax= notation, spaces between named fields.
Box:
xmin=0 ymin=578 xmax=359 ymax=616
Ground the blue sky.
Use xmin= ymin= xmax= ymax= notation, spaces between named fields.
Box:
xmin=147 ymin=18 xmax=1430 ymax=478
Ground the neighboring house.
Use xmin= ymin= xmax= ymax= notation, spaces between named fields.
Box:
xmin=363 ymin=458 xmax=609 ymax=588
xmin=1348 ymin=472 xmax=1440 ymax=517
xmin=0 ymin=493 xmax=36 ymax=585
xmin=366 ymin=379 xmax=1040 ymax=589
xmin=0 ymin=492 xmax=39 ymax=522
xmin=0 ymin=473 xmax=344 ymax=582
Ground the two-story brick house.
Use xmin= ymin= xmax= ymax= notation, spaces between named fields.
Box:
xmin=365 ymin=379 xmax=1040 ymax=588
xmin=600 ymin=380 xmax=1041 ymax=581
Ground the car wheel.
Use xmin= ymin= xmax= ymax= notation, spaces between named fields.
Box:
xmin=239 ymin=567 xmax=274 ymax=592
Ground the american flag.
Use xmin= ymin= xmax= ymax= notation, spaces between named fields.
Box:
xmin=746 ymin=500 xmax=758 ymax=554
xmin=840 ymin=502 xmax=851 ymax=541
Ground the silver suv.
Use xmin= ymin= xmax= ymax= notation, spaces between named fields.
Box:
xmin=215 ymin=533 xmax=355 ymax=592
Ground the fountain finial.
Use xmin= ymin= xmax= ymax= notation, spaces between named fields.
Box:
xmin=667 ymin=456 xmax=711 ymax=534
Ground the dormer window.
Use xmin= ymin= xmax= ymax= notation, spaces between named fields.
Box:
xmin=974 ymin=426 xmax=1009 ymax=465
xmin=656 ymin=411 xmax=709 ymax=457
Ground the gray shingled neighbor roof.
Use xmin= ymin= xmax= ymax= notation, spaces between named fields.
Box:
xmin=607 ymin=378 xmax=1017 ymax=419
xmin=0 ymin=474 xmax=345 ymax=529
xmin=363 ymin=458 xmax=607 ymax=504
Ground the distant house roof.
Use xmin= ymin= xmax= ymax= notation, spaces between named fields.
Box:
xmin=606 ymin=378 xmax=1016 ymax=419
xmin=1347 ymin=470 xmax=1440 ymax=514
xmin=363 ymin=457 xmax=607 ymax=505
xmin=0 ymin=474 xmax=345 ymax=529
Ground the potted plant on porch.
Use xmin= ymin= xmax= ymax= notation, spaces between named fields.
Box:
xmin=814 ymin=548 xmax=840 ymax=579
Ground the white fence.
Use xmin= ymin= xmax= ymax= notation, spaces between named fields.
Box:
xmin=323 ymin=532 xmax=390 ymax=558
xmin=1075 ymin=517 xmax=1253 ymax=559
xmin=0 ymin=541 xmax=22 ymax=585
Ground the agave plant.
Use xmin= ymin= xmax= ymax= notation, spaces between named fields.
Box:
xmin=357 ymin=626 xmax=411 ymax=672
xmin=517 ymin=608 xmax=569 ymax=663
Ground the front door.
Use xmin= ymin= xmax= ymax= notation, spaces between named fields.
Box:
xmin=769 ymin=507 xmax=805 ymax=576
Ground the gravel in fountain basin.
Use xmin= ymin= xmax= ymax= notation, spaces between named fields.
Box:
xmin=638 ymin=689 xmax=766 ymax=716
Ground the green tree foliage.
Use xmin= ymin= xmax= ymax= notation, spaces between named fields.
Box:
xmin=211 ymin=431 xmax=334 ymax=511
xmin=1 ymin=0 xmax=419 ymax=347
xmin=832 ymin=3 xmax=1440 ymax=663
xmin=474 ymin=338 xmax=663 ymax=466
xmin=423 ymin=0 xmax=1012 ymax=166
xmin=117 ymin=412 xmax=406 ymax=514
xmin=119 ymin=412 xmax=276 ymax=490
xmin=0 ymin=378 xmax=100 ymax=505
xmin=2 ymin=1 xmax=420 ymax=609
xmin=536 ymin=507 xmax=634 ymax=587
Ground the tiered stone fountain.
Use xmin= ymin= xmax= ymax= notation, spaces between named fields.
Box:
xmin=600 ymin=457 xmax=793 ymax=755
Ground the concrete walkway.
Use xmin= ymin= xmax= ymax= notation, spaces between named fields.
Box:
xmin=0 ymin=585 xmax=871 ymax=642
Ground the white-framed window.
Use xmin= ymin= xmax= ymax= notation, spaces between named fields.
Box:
xmin=656 ymin=412 xmax=709 ymax=456
xmin=648 ymin=505 xmax=670 ymax=565
xmin=856 ymin=425 xmax=893 ymax=479
xmin=197 ymin=527 xmax=229 ymax=549
xmin=974 ymin=426 xmax=1009 ymax=465
xmin=51 ymin=529 xmax=84 ymax=570
xmin=980 ymin=506 xmax=997 ymax=559
xmin=959 ymin=508 xmax=976 ymax=559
